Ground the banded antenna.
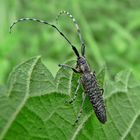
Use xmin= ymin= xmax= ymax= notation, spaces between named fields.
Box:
xmin=56 ymin=11 xmax=85 ymax=56
xmin=10 ymin=18 xmax=80 ymax=57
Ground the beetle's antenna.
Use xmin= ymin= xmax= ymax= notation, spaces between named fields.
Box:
xmin=56 ymin=11 xmax=85 ymax=56
xmin=10 ymin=18 xmax=80 ymax=57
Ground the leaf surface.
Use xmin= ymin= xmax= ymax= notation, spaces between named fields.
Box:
xmin=0 ymin=58 xmax=140 ymax=140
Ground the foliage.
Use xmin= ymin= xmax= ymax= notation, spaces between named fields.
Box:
xmin=0 ymin=0 xmax=140 ymax=84
xmin=0 ymin=0 xmax=140 ymax=139
xmin=0 ymin=57 xmax=140 ymax=140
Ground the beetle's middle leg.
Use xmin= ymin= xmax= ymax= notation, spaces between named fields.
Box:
xmin=67 ymin=79 xmax=81 ymax=104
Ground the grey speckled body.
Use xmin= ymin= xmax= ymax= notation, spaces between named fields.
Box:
xmin=77 ymin=57 xmax=107 ymax=124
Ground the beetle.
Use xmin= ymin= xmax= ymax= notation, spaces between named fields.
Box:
xmin=10 ymin=11 xmax=107 ymax=124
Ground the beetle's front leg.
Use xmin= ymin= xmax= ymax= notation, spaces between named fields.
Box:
xmin=58 ymin=64 xmax=79 ymax=73
xmin=59 ymin=64 xmax=80 ymax=104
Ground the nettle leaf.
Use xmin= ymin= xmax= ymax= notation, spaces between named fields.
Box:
xmin=0 ymin=85 xmax=7 ymax=97
xmin=97 ymin=67 xmax=106 ymax=88
xmin=0 ymin=57 xmax=140 ymax=140
xmin=55 ymin=61 xmax=75 ymax=95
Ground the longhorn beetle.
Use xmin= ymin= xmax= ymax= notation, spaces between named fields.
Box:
xmin=10 ymin=11 xmax=107 ymax=124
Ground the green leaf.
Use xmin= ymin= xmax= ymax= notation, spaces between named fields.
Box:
xmin=0 ymin=85 xmax=7 ymax=97
xmin=55 ymin=61 xmax=74 ymax=95
xmin=97 ymin=66 xmax=106 ymax=88
xmin=0 ymin=57 xmax=140 ymax=140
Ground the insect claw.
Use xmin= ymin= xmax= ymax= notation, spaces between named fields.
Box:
xmin=64 ymin=100 xmax=72 ymax=105
xmin=68 ymin=100 xmax=73 ymax=104
xmin=58 ymin=64 xmax=62 ymax=67
xmin=73 ymin=120 xmax=78 ymax=126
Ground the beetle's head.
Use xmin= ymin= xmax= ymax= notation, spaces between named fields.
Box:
xmin=76 ymin=57 xmax=90 ymax=73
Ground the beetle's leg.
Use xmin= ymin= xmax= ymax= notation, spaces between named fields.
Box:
xmin=59 ymin=64 xmax=80 ymax=104
xmin=58 ymin=64 xmax=79 ymax=73
xmin=100 ymin=88 xmax=104 ymax=95
xmin=67 ymin=79 xmax=81 ymax=104
xmin=74 ymin=94 xmax=87 ymax=125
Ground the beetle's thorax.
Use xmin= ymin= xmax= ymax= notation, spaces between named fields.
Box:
xmin=76 ymin=56 xmax=90 ymax=73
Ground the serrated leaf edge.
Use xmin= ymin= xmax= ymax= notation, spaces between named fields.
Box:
xmin=0 ymin=56 xmax=41 ymax=140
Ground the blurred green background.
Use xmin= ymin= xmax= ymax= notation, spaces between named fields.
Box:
xmin=0 ymin=0 xmax=140 ymax=85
